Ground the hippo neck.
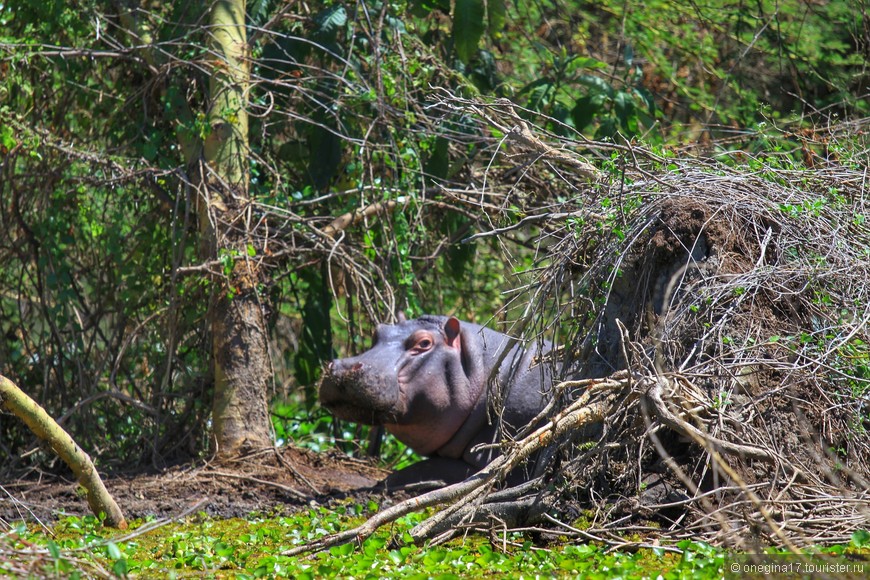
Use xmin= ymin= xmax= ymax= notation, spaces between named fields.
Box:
xmin=433 ymin=382 xmax=488 ymax=458
xmin=433 ymin=324 xmax=532 ymax=459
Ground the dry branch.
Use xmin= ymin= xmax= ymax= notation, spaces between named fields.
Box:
xmin=204 ymin=470 xmax=310 ymax=500
xmin=503 ymin=118 xmax=602 ymax=180
xmin=0 ymin=375 xmax=127 ymax=529
xmin=643 ymin=376 xmax=778 ymax=463
xmin=321 ymin=199 xmax=402 ymax=239
xmin=284 ymin=373 xmax=628 ymax=556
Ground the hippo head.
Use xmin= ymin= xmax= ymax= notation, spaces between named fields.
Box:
xmin=318 ymin=316 xmax=487 ymax=455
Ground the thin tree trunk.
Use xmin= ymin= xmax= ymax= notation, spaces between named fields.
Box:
xmin=118 ymin=1 xmax=272 ymax=456
xmin=202 ymin=0 xmax=272 ymax=456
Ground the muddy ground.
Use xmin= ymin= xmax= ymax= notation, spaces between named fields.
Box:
xmin=0 ymin=447 xmax=391 ymax=525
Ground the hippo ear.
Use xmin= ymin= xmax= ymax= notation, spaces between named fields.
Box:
xmin=397 ymin=311 xmax=407 ymax=323
xmin=445 ymin=317 xmax=485 ymax=385
xmin=444 ymin=317 xmax=462 ymax=348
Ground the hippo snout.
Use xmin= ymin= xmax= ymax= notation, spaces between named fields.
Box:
xmin=330 ymin=360 xmax=363 ymax=374
xmin=318 ymin=358 xmax=402 ymax=425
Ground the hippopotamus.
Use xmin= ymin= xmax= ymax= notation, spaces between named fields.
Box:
xmin=318 ymin=315 xmax=553 ymax=486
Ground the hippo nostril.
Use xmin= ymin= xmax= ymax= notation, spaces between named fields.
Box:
xmin=351 ymin=362 xmax=364 ymax=372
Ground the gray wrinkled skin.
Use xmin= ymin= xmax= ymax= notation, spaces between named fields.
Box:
xmin=319 ymin=315 xmax=552 ymax=486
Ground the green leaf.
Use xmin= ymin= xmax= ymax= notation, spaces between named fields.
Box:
xmin=0 ymin=124 xmax=16 ymax=150
xmin=142 ymin=141 xmax=158 ymax=162
xmin=107 ymin=542 xmax=122 ymax=560
xmin=314 ymin=5 xmax=347 ymax=43
xmin=578 ymin=74 xmax=615 ymax=98
xmin=614 ymin=92 xmax=638 ymax=135
xmin=453 ymin=0 xmax=486 ymax=64
xmin=330 ymin=542 xmax=354 ymax=556
xmin=487 ymin=0 xmax=506 ymax=37
xmin=632 ymin=87 xmax=657 ymax=115
xmin=571 ymin=94 xmax=604 ymax=132
xmin=852 ymin=529 xmax=870 ymax=547
xmin=249 ymin=0 xmax=272 ymax=27
xmin=215 ymin=541 xmax=235 ymax=558
xmin=526 ymin=82 xmax=553 ymax=112
xmin=564 ymin=56 xmax=608 ymax=76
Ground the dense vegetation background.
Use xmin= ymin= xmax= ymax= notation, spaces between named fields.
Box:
xmin=2 ymin=1 xmax=869 ymax=576
xmin=0 ymin=0 xmax=867 ymax=472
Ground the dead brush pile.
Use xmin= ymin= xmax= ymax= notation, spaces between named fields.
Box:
xmin=532 ymin=157 xmax=870 ymax=549
xmin=406 ymin=107 xmax=870 ymax=550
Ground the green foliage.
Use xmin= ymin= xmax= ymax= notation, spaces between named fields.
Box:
xmin=0 ymin=124 xmax=205 ymax=461
xmin=271 ymin=401 xmax=335 ymax=451
xmin=453 ymin=0 xmax=486 ymax=64
xmin=5 ymin=512 xmax=867 ymax=577
xmin=514 ymin=48 xmax=659 ymax=141
xmin=0 ymin=0 xmax=216 ymax=464
xmin=482 ymin=0 xmax=868 ymax=145
xmin=594 ymin=0 xmax=867 ymax=132
xmin=409 ymin=0 xmax=506 ymax=65
xmin=291 ymin=268 xmax=334 ymax=400
xmin=272 ymin=396 xmax=421 ymax=469
xmin=1 ymin=0 xmax=867 ymax=470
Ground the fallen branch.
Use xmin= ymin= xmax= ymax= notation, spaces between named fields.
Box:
xmin=205 ymin=470 xmax=310 ymax=500
xmin=284 ymin=372 xmax=628 ymax=556
xmin=0 ymin=375 xmax=127 ymax=529
xmin=416 ymin=491 xmax=555 ymax=546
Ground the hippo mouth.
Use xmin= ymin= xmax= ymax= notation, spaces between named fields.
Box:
xmin=318 ymin=365 xmax=401 ymax=425
xmin=318 ymin=400 xmax=398 ymax=425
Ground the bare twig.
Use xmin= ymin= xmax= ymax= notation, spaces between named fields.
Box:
xmin=284 ymin=375 xmax=628 ymax=556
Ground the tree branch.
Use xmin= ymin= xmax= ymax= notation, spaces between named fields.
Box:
xmin=283 ymin=373 xmax=627 ymax=556
xmin=0 ymin=375 xmax=127 ymax=529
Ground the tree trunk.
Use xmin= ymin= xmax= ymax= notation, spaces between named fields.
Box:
xmin=202 ymin=0 xmax=272 ymax=456
xmin=118 ymin=1 xmax=273 ymax=457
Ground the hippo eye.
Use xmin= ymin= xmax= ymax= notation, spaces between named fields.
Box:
xmin=408 ymin=334 xmax=434 ymax=353
xmin=405 ymin=330 xmax=437 ymax=354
